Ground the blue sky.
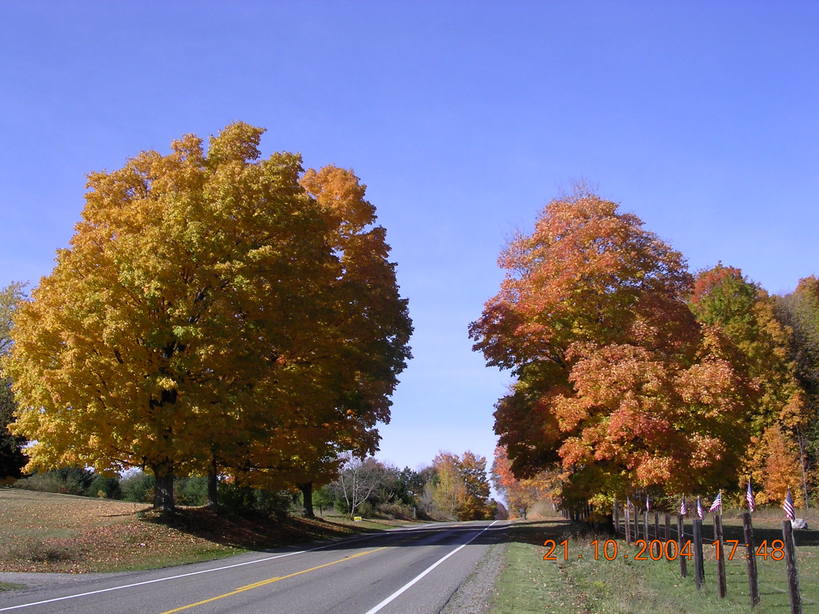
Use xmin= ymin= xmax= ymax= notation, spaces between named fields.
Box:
xmin=1 ymin=2 xmax=817 ymax=474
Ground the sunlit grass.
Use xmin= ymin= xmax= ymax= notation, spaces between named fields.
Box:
xmin=492 ymin=517 xmax=818 ymax=613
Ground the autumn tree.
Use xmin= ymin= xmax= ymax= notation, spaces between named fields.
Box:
xmin=690 ymin=265 xmax=804 ymax=434
xmin=777 ymin=276 xmax=819 ymax=499
xmin=236 ymin=166 xmax=412 ymax=516
xmin=457 ymin=451 xmax=493 ymax=519
xmin=429 ymin=451 xmax=492 ymax=520
xmin=429 ymin=453 xmax=467 ymax=519
xmin=0 ymin=283 xmax=27 ymax=481
xmin=491 ymin=445 xmax=554 ymax=519
xmin=690 ymin=265 xmax=812 ymax=504
xmin=744 ymin=426 xmax=805 ymax=507
xmin=5 ymin=123 xmax=411 ymax=512
xmin=471 ymin=192 xmax=753 ymax=504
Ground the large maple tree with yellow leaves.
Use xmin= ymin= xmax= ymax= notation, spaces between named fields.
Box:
xmin=5 ymin=123 xmax=411 ymax=511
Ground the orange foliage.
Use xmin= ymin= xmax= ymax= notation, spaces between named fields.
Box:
xmin=472 ymin=192 xmax=755 ymax=501
xmin=690 ymin=264 xmax=743 ymax=307
xmin=491 ymin=446 xmax=555 ymax=519
xmin=747 ymin=426 xmax=805 ymax=507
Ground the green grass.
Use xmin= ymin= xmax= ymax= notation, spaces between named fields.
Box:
xmin=699 ymin=511 xmax=819 ymax=609
xmin=492 ymin=518 xmax=818 ymax=613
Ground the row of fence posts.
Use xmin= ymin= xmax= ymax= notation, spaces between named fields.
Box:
xmin=610 ymin=500 xmax=802 ymax=613
xmin=560 ymin=502 xmax=592 ymax=521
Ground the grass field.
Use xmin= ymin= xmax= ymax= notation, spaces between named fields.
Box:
xmin=0 ymin=489 xmax=424 ymax=574
xmin=492 ymin=510 xmax=819 ymax=613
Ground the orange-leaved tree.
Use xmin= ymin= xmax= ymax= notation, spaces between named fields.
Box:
xmin=491 ymin=445 xmax=555 ymax=519
xmin=471 ymin=191 xmax=753 ymax=506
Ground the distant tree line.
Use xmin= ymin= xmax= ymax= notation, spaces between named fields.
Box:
xmin=318 ymin=450 xmax=499 ymax=521
xmin=8 ymin=447 xmax=502 ymax=523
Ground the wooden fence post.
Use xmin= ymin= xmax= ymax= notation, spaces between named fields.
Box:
xmin=614 ymin=500 xmax=619 ymax=536
xmin=623 ymin=502 xmax=631 ymax=544
xmin=693 ymin=517 xmax=705 ymax=589
xmin=714 ymin=513 xmax=727 ymax=598
xmin=644 ymin=509 xmax=649 ymax=541
xmin=743 ymin=512 xmax=759 ymax=608
xmin=633 ymin=506 xmax=638 ymax=543
xmin=782 ymin=520 xmax=802 ymax=614
xmin=664 ymin=513 xmax=670 ymax=541
xmin=652 ymin=511 xmax=660 ymax=557
xmin=678 ymin=514 xmax=687 ymax=578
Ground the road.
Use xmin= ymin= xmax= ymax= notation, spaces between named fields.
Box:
xmin=0 ymin=520 xmax=508 ymax=614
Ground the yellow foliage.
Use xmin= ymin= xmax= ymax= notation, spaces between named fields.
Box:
xmin=5 ymin=124 xmax=411 ymax=501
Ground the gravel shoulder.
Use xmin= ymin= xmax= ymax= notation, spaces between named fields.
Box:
xmin=441 ymin=540 xmax=508 ymax=614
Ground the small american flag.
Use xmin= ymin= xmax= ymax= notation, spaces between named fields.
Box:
xmin=783 ymin=489 xmax=796 ymax=521
xmin=696 ymin=496 xmax=704 ymax=520
xmin=746 ymin=481 xmax=756 ymax=512
xmin=646 ymin=494 xmax=650 ymax=512
xmin=680 ymin=496 xmax=687 ymax=516
xmin=709 ymin=492 xmax=722 ymax=514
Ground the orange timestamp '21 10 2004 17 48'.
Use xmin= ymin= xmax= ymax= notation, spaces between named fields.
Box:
xmin=543 ymin=539 xmax=788 ymax=561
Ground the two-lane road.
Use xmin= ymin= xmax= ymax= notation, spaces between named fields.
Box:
xmin=0 ymin=520 xmax=508 ymax=614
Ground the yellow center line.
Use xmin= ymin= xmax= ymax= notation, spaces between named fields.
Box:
xmin=157 ymin=547 xmax=388 ymax=614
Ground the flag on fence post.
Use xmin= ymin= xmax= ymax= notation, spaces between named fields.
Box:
xmin=746 ymin=480 xmax=756 ymax=512
xmin=709 ymin=491 xmax=722 ymax=514
xmin=696 ymin=496 xmax=704 ymax=520
xmin=646 ymin=493 xmax=651 ymax=512
xmin=783 ymin=488 xmax=796 ymax=521
xmin=680 ymin=496 xmax=687 ymax=516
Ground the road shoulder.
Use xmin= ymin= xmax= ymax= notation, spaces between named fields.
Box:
xmin=441 ymin=534 xmax=508 ymax=613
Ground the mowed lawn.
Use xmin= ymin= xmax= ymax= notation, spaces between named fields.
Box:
xmin=0 ymin=489 xmax=410 ymax=573
xmin=492 ymin=510 xmax=819 ymax=614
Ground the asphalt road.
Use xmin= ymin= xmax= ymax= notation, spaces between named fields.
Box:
xmin=0 ymin=520 xmax=508 ymax=614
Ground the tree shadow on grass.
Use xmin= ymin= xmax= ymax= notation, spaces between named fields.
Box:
xmin=138 ymin=507 xmax=390 ymax=551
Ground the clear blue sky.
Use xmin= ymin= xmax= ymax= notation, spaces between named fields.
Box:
xmin=1 ymin=2 xmax=817 ymax=474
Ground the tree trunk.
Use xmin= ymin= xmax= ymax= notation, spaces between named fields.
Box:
xmin=797 ymin=429 xmax=810 ymax=509
xmin=207 ymin=451 xmax=218 ymax=509
xmin=300 ymin=482 xmax=315 ymax=518
xmin=153 ymin=465 xmax=175 ymax=513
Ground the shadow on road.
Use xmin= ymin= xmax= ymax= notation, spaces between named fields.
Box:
xmin=138 ymin=508 xmax=579 ymax=554
xmin=140 ymin=508 xmax=819 ymax=557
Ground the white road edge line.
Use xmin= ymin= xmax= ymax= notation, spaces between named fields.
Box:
xmin=0 ymin=522 xmax=441 ymax=612
xmin=363 ymin=520 xmax=500 ymax=614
